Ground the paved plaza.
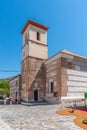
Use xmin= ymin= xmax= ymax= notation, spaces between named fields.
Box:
xmin=0 ymin=104 xmax=83 ymax=130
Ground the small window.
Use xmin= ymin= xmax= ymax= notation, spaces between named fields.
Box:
xmin=51 ymin=82 xmax=53 ymax=93
xmin=22 ymin=77 xmax=25 ymax=84
xmin=80 ymin=66 xmax=87 ymax=71
xmin=74 ymin=65 xmax=80 ymax=71
xmin=54 ymin=92 xmax=58 ymax=97
xmin=23 ymin=52 xmax=25 ymax=57
xmin=37 ymin=32 xmax=40 ymax=40
xmin=16 ymin=91 xmax=17 ymax=96
xmin=16 ymin=80 xmax=18 ymax=85
xmin=68 ymin=62 xmax=73 ymax=69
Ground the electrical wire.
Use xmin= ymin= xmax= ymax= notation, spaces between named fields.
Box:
xmin=0 ymin=68 xmax=56 ymax=72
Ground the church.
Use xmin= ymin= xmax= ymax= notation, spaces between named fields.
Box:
xmin=10 ymin=20 xmax=87 ymax=104
xmin=20 ymin=20 xmax=87 ymax=103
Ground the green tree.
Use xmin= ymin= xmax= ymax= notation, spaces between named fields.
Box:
xmin=0 ymin=81 xmax=10 ymax=97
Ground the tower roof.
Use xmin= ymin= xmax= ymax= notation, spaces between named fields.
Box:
xmin=21 ymin=20 xmax=48 ymax=34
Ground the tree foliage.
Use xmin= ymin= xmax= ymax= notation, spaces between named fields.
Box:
xmin=0 ymin=81 xmax=10 ymax=97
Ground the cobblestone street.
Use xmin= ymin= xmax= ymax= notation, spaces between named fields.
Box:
xmin=0 ymin=104 xmax=83 ymax=130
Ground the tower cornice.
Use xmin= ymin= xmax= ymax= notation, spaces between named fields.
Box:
xmin=21 ymin=20 xmax=48 ymax=34
xmin=21 ymin=56 xmax=47 ymax=63
xmin=22 ymin=39 xmax=48 ymax=49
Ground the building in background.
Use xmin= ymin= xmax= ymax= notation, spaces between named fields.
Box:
xmin=10 ymin=74 xmax=21 ymax=102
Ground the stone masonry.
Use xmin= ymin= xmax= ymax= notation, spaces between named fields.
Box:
xmin=10 ymin=75 xmax=21 ymax=101
xmin=21 ymin=57 xmax=46 ymax=102
xmin=19 ymin=20 xmax=87 ymax=103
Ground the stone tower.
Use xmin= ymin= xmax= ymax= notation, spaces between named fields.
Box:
xmin=21 ymin=20 xmax=48 ymax=102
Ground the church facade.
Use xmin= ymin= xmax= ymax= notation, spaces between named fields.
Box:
xmin=20 ymin=20 xmax=87 ymax=103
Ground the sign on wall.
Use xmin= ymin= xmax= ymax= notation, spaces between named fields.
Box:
xmin=84 ymin=93 xmax=87 ymax=98
xmin=84 ymin=93 xmax=87 ymax=108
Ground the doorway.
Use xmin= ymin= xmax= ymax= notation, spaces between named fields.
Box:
xmin=34 ymin=90 xmax=38 ymax=101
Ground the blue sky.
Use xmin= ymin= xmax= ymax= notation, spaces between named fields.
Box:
xmin=0 ymin=0 xmax=87 ymax=78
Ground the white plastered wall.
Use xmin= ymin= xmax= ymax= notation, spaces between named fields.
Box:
xmin=67 ymin=69 xmax=87 ymax=97
xmin=22 ymin=44 xmax=29 ymax=60
xmin=29 ymin=41 xmax=48 ymax=59
xmin=22 ymin=24 xmax=48 ymax=60
xmin=29 ymin=25 xmax=47 ymax=45
xmin=22 ymin=28 xmax=29 ymax=46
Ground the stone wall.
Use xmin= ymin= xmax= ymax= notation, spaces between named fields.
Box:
xmin=45 ymin=57 xmax=61 ymax=103
xmin=21 ymin=57 xmax=46 ymax=102
xmin=67 ymin=69 xmax=87 ymax=97
xmin=21 ymin=50 xmax=87 ymax=103
xmin=61 ymin=54 xmax=87 ymax=98
xmin=61 ymin=68 xmax=68 ymax=97
xmin=10 ymin=75 xmax=21 ymax=101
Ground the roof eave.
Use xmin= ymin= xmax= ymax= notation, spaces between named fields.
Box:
xmin=21 ymin=20 xmax=48 ymax=34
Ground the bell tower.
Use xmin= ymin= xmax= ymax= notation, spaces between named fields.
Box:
xmin=21 ymin=20 xmax=48 ymax=102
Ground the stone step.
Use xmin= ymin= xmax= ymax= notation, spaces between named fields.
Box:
xmin=21 ymin=101 xmax=50 ymax=106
